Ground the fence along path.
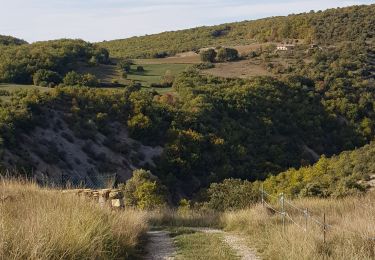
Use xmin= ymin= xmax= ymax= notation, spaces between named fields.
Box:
xmin=260 ymin=186 xmax=375 ymax=242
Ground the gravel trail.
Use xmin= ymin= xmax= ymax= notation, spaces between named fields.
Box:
xmin=144 ymin=228 xmax=260 ymax=260
xmin=145 ymin=231 xmax=176 ymax=260
xmin=190 ymin=228 xmax=260 ymax=260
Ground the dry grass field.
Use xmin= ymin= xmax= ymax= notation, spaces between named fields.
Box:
xmin=0 ymin=179 xmax=148 ymax=259
xmin=223 ymin=193 xmax=375 ymax=259
xmin=204 ymin=59 xmax=273 ymax=78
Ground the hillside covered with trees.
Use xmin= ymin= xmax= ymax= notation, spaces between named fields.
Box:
xmin=0 ymin=3 xmax=374 ymax=205
xmin=0 ymin=39 xmax=109 ymax=85
xmin=98 ymin=4 xmax=375 ymax=58
xmin=0 ymin=35 xmax=28 ymax=46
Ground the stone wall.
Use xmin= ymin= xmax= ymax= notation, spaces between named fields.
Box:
xmin=62 ymin=188 xmax=125 ymax=209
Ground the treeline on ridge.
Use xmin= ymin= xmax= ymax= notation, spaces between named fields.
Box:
xmin=0 ymin=35 xmax=28 ymax=46
xmin=98 ymin=4 xmax=375 ymax=58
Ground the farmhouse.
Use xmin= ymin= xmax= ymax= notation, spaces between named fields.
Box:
xmin=276 ymin=44 xmax=295 ymax=51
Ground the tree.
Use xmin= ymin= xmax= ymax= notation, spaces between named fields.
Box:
xmin=63 ymin=72 xmax=99 ymax=87
xmin=120 ymin=169 xmax=167 ymax=209
xmin=134 ymin=181 xmax=166 ymax=210
xmin=33 ymin=69 xmax=61 ymax=87
xmin=161 ymin=70 xmax=175 ymax=86
xmin=206 ymin=179 xmax=259 ymax=211
xmin=63 ymin=71 xmax=82 ymax=86
xmin=94 ymin=48 xmax=110 ymax=64
xmin=200 ymin=49 xmax=217 ymax=62
xmin=81 ymin=73 xmax=99 ymax=87
xmin=88 ymin=56 xmax=99 ymax=67
xmin=117 ymin=59 xmax=132 ymax=72
xmin=217 ymin=48 xmax=239 ymax=62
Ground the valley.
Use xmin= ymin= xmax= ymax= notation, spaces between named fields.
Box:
xmin=0 ymin=3 xmax=374 ymax=260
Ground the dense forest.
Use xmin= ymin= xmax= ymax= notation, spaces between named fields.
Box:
xmin=1 ymin=45 xmax=373 ymax=197
xmin=98 ymin=4 xmax=375 ymax=58
xmin=0 ymin=39 xmax=109 ymax=85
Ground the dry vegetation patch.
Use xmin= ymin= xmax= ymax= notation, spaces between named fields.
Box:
xmin=0 ymin=179 xmax=148 ymax=260
xmin=204 ymin=59 xmax=273 ymax=78
xmin=222 ymin=193 xmax=375 ymax=259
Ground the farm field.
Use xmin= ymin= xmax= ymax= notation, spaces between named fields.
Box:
xmin=128 ymin=63 xmax=189 ymax=86
xmin=77 ymin=62 xmax=190 ymax=92
xmin=204 ymin=59 xmax=273 ymax=78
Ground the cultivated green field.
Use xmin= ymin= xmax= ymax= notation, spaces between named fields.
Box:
xmin=128 ymin=63 xmax=189 ymax=86
xmin=78 ymin=62 xmax=189 ymax=92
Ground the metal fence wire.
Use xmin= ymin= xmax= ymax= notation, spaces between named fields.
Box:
xmin=259 ymin=185 xmax=375 ymax=242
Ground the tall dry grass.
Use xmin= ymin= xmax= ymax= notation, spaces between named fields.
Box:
xmin=0 ymin=179 xmax=148 ymax=260
xmin=222 ymin=193 xmax=375 ymax=259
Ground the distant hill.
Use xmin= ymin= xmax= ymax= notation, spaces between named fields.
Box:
xmin=0 ymin=35 xmax=28 ymax=46
xmin=98 ymin=4 xmax=375 ymax=58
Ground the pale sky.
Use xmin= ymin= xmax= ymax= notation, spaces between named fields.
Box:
xmin=0 ymin=0 xmax=373 ymax=43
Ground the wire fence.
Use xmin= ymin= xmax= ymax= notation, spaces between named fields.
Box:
xmin=260 ymin=186 xmax=375 ymax=243
xmin=60 ymin=172 xmax=117 ymax=189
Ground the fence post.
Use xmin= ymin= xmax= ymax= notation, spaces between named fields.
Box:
xmin=323 ymin=213 xmax=326 ymax=244
xmin=304 ymin=208 xmax=308 ymax=232
xmin=261 ymin=184 xmax=264 ymax=207
xmin=281 ymin=193 xmax=285 ymax=233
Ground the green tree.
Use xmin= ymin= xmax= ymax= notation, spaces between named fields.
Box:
xmin=33 ymin=69 xmax=61 ymax=87
xmin=120 ymin=169 xmax=167 ymax=209
xmin=117 ymin=59 xmax=132 ymax=72
xmin=81 ymin=73 xmax=99 ymax=87
xmin=63 ymin=71 xmax=82 ymax=86
xmin=206 ymin=179 xmax=259 ymax=211
xmin=216 ymin=48 xmax=239 ymax=62
xmin=134 ymin=181 xmax=166 ymax=210
xmin=200 ymin=49 xmax=217 ymax=62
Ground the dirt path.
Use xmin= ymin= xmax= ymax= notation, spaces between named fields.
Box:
xmin=145 ymin=231 xmax=176 ymax=260
xmin=190 ymin=228 xmax=260 ymax=260
xmin=144 ymin=228 xmax=259 ymax=260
